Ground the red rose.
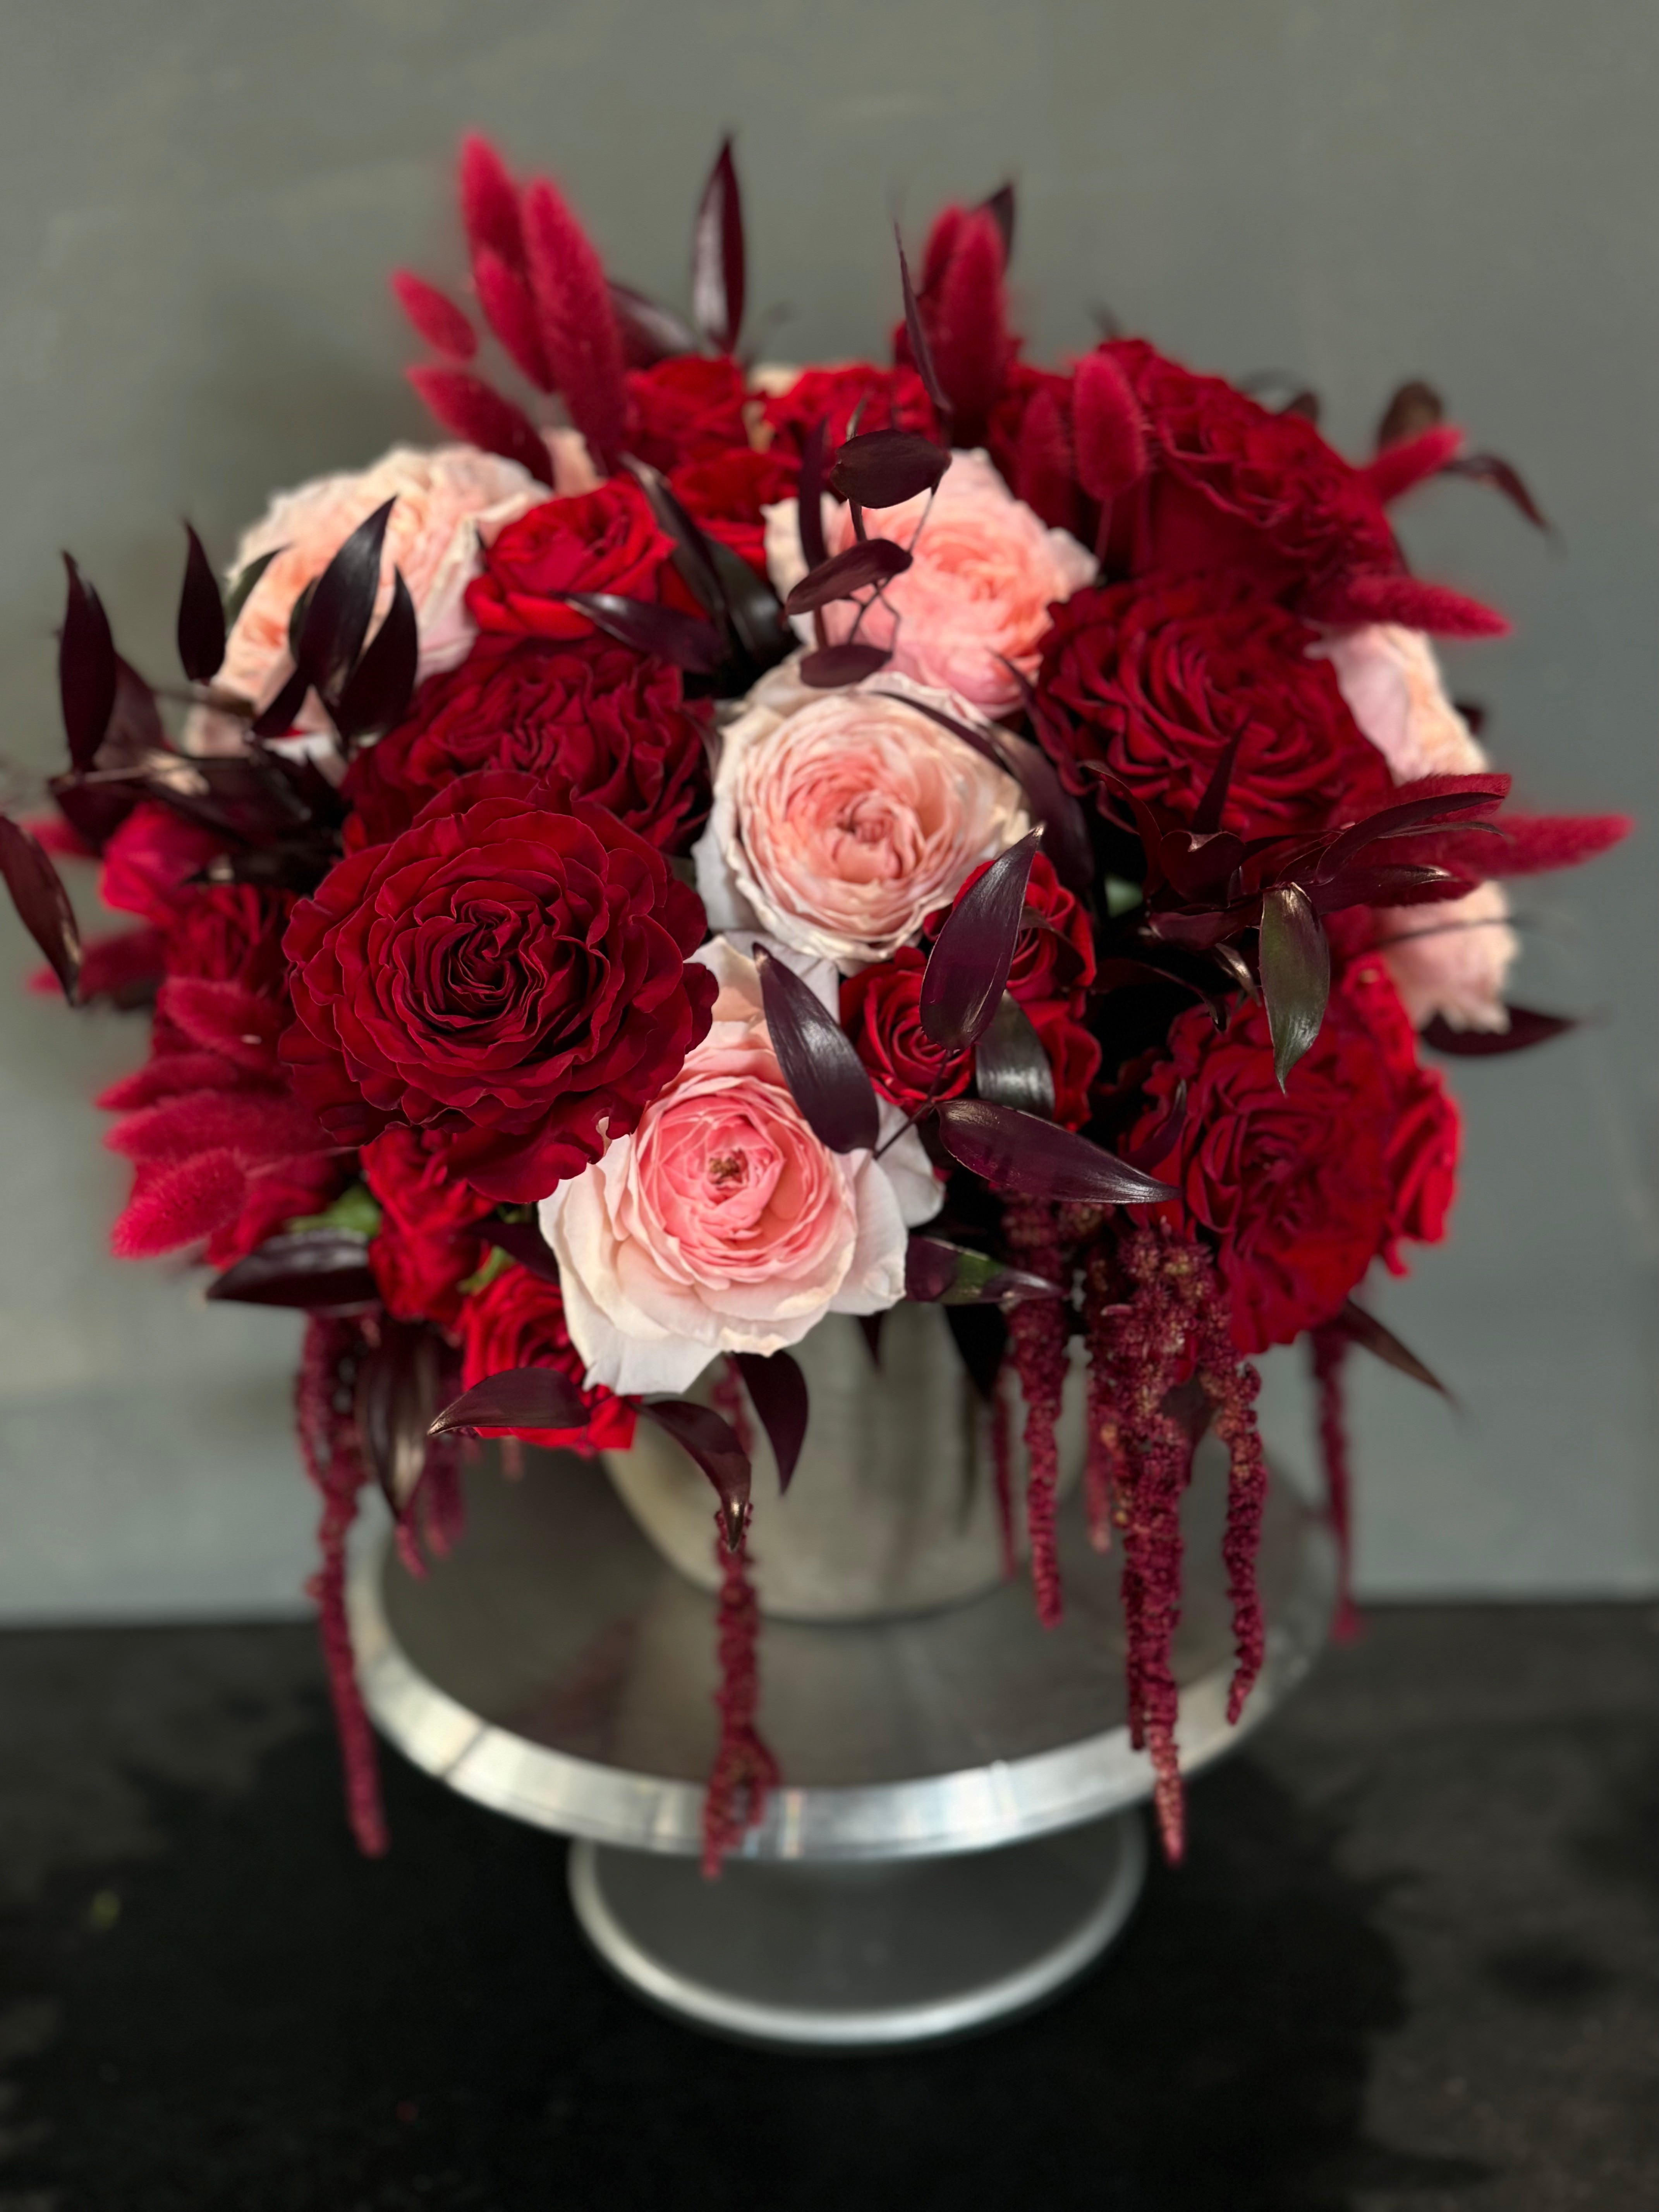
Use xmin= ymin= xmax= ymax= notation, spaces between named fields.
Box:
xmin=761 ymin=364 xmax=937 ymax=457
xmin=625 ymin=356 xmax=750 ymax=472
xmin=464 ymin=480 xmax=673 ymax=642
xmin=929 ymin=852 xmax=1096 ymax=1014
xmin=1037 ymin=573 xmax=1390 ymax=835
xmin=342 ymin=636 xmax=709 ymax=854
xmin=669 ymin=447 xmax=795 ymax=575
xmin=457 ymin=1262 xmax=636 ymax=1453
xmin=1109 ymin=338 xmax=1397 ymax=581
xmin=362 ymin=1124 xmax=489 ymax=1324
xmin=1024 ymin=1001 xmax=1101 ymax=1131
xmin=280 ymin=768 xmax=717 ymax=1205
xmin=840 ymin=948 xmax=973 ymax=1113
xmin=1126 ymin=958 xmax=1459 ymax=1352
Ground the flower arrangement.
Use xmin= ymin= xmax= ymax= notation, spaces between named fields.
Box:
xmin=3 ymin=137 xmax=1628 ymax=1872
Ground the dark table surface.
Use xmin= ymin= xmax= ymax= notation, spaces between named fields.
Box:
xmin=0 ymin=1602 xmax=1655 ymax=2212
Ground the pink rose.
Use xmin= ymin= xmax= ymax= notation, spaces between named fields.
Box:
xmin=1376 ymin=879 xmax=1518 ymax=1034
xmin=540 ymin=938 xmax=942 ymax=1396
xmin=1316 ymin=624 xmax=1487 ymax=782
xmin=764 ymin=448 xmax=1095 ymax=713
xmin=187 ymin=443 xmax=555 ymax=754
xmin=693 ymin=663 xmax=1029 ymax=967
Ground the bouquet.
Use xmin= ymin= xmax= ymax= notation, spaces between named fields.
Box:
xmin=3 ymin=137 xmax=1627 ymax=1872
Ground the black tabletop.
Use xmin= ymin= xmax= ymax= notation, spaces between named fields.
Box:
xmin=0 ymin=1602 xmax=1655 ymax=2210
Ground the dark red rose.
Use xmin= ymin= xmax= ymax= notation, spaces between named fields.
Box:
xmin=840 ymin=948 xmax=972 ymax=1113
xmin=368 ymin=1220 xmax=485 ymax=1325
xmin=1106 ymin=339 xmax=1399 ymax=597
xmin=1037 ymin=573 xmax=1391 ymax=835
xmin=167 ymin=885 xmax=295 ymax=997
xmin=927 ymin=853 xmax=1096 ymax=1014
xmin=1126 ymin=957 xmax=1460 ymax=1353
xmin=457 ymin=1262 xmax=636 ymax=1452
xmin=342 ymin=636 xmax=709 ymax=854
xmin=280 ymin=768 xmax=718 ymax=1206
xmin=761 ymin=364 xmax=937 ymax=457
xmin=464 ymin=480 xmax=673 ymax=642
xmin=625 ymin=355 xmax=750 ymax=472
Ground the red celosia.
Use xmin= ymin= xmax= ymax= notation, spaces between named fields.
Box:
xmin=522 ymin=177 xmax=628 ymax=474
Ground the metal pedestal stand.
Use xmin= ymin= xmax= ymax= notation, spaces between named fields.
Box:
xmin=349 ymin=1449 xmax=1333 ymax=2050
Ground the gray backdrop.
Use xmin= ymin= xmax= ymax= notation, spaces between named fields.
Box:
xmin=1 ymin=0 xmax=1654 ymax=1616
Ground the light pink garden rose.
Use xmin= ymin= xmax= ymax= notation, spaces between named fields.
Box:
xmin=693 ymin=662 xmax=1029 ymax=968
xmin=186 ymin=441 xmax=578 ymax=756
xmin=1317 ymin=623 xmax=1488 ymax=782
xmin=540 ymin=938 xmax=943 ymax=1396
xmin=1375 ymin=880 xmax=1518 ymax=1034
xmin=764 ymin=448 xmax=1096 ymax=714
xmin=1318 ymin=624 xmax=1517 ymax=1030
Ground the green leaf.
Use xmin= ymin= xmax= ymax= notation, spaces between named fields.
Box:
xmin=1259 ymin=883 xmax=1329 ymax=1089
xmin=284 ymin=1182 xmax=382 ymax=1240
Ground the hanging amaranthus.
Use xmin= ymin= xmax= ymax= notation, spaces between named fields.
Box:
xmin=701 ymin=1505 xmax=780 ymax=1877
xmin=296 ymin=1315 xmax=388 ymax=1859
xmin=1003 ymin=1199 xmax=1072 ymax=1626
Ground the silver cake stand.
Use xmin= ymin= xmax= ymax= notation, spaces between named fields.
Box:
xmin=349 ymin=1448 xmax=1334 ymax=2049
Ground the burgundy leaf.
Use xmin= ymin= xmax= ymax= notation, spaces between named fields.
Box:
xmin=1258 ymin=883 xmax=1329 ymax=1089
xmin=206 ymin=1230 xmax=378 ymax=1311
xmin=935 ymin=1100 xmax=1178 ymax=1205
xmin=987 ymin=665 xmax=1097 ymax=894
xmin=702 ymin=532 xmax=792 ymax=667
xmin=974 ymin=991 xmax=1055 ymax=1117
xmin=224 ymin=547 xmax=281 ymax=633
xmin=357 ymin=1321 xmax=443 ymax=1514
xmin=295 ymin=497 xmax=395 ymax=702
xmin=978 ymin=182 xmax=1015 ymax=263
xmin=0 ymin=815 xmax=81 ymax=1002
xmin=828 ymin=429 xmax=951 ymax=508
xmin=1335 ymin=1298 xmax=1452 ymax=1398
xmin=755 ymin=945 xmax=879 ymax=1154
xmin=641 ymin=1398 xmax=750 ymax=1549
xmin=556 ymin=592 xmax=724 ymax=673
xmin=624 ymin=456 xmax=724 ymax=616
xmin=406 ymin=365 xmax=555 ymax=486
xmin=1421 ymin=1006 xmax=1578 ymax=1056
xmin=896 ymin=226 xmax=951 ymax=422
xmin=474 ymin=247 xmax=553 ymax=387
xmin=691 ymin=136 xmax=745 ymax=354
xmin=921 ymin=829 xmax=1042 ymax=1050
xmin=731 ymin=1349 xmax=808 ymax=1493
xmin=484 ymin=1215 xmax=563 ymax=1285
xmin=390 ymin=270 xmax=477 ymax=361
xmin=1119 ymin=1079 xmax=1188 ymax=1172
xmin=331 ymin=569 xmax=418 ymax=742
xmin=176 ymin=524 xmax=227 ymax=684
xmin=1309 ymin=863 xmax=1463 ymax=914
xmin=609 ymin=280 xmax=699 ymax=369
xmin=1375 ymin=379 xmax=1444 ymax=450
xmin=1190 ymin=722 xmax=1250 ymax=837
xmin=797 ymin=417 xmax=829 ymax=572
xmin=429 ymin=1365 xmax=591 ymax=1440
xmin=58 ymin=556 xmax=117 ymax=772
xmin=904 ymin=1236 xmax=1063 ymax=1306
xmin=47 ymin=773 xmax=136 ymax=854
xmin=783 ymin=538 xmax=913 ymax=616
xmin=799 ymin=642 xmax=892 ymax=688
xmin=1443 ymin=451 xmax=1555 ymax=538
xmin=1318 ymin=779 xmax=1508 ymax=877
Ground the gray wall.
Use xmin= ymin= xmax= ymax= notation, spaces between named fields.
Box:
xmin=0 ymin=0 xmax=1654 ymax=1615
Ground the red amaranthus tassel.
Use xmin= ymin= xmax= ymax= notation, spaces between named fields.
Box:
xmin=1310 ymin=1324 xmax=1361 ymax=1640
xmin=1188 ymin=1257 xmax=1270 ymax=1723
xmin=1005 ymin=1200 xmax=1070 ymax=1628
xmin=989 ymin=1368 xmax=1017 ymax=1581
xmin=295 ymin=1316 xmax=388 ymax=1858
xmin=701 ymin=1505 xmax=779 ymax=1877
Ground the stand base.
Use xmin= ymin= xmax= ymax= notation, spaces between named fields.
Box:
xmin=568 ymin=1812 xmax=1148 ymax=2050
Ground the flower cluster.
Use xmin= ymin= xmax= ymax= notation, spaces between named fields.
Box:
xmin=10 ymin=134 xmax=1626 ymax=1870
